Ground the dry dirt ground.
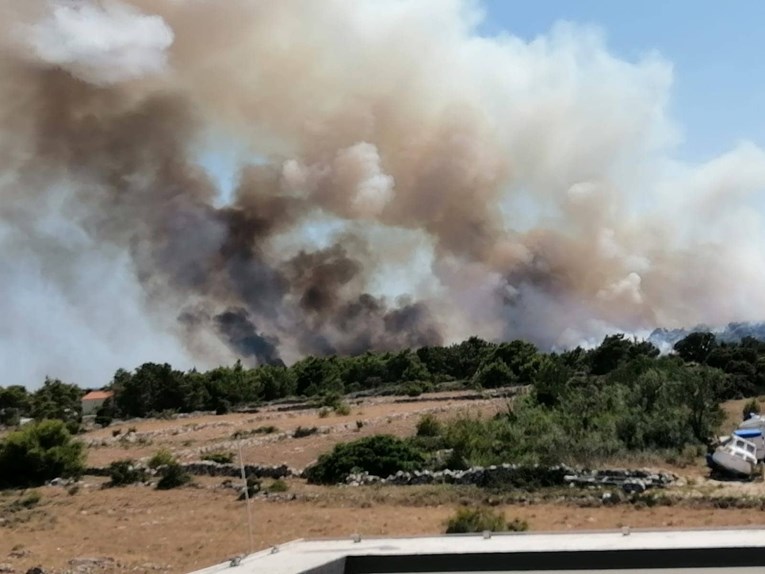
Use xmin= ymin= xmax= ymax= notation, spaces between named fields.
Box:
xmin=2 ymin=391 xmax=765 ymax=574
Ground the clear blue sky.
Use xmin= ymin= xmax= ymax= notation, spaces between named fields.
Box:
xmin=479 ymin=0 xmax=765 ymax=162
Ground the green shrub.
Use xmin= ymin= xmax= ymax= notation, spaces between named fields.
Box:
xmin=293 ymin=426 xmax=319 ymax=439
xmin=445 ymin=507 xmax=508 ymax=534
xmin=0 ymin=420 xmax=85 ymax=488
xmin=334 ymin=402 xmax=351 ymax=416
xmin=95 ymin=413 xmax=113 ymax=428
xmin=16 ymin=491 xmax=41 ymax=509
xmin=471 ymin=361 xmax=517 ymax=389
xmin=201 ymin=451 xmax=234 ymax=465
xmin=743 ymin=398 xmax=761 ymax=420
xmin=238 ymin=476 xmax=261 ymax=500
xmin=318 ymin=408 xmax=331 ymax=419
xmin=416 ymin=414 xmax=442 ymax=437
xmin=147 ymin=448 xmax=175 ymax=470
xmin=107 ymin=460 xmax=148 ymax=487
xmin=304 ymin=435 xmax=425 ymax=484
xmin=507 ymin=517 xmax=530 ymax=532
xmin=404 ymin=383 xmax=423 ymax=397
xmin=232 ymin=425 xmax=279 ymax=440
xmin=267 ymin=479 xmax=289 ymax=493
xmin=156 ymin=462 xmax=191 ymax=490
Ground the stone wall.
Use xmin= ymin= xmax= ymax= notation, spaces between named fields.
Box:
xmin=344 ymin=464 xmax=676 ymax=493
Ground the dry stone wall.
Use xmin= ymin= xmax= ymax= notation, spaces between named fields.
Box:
xmin=343 ymin=465 xmax=676 ymax=492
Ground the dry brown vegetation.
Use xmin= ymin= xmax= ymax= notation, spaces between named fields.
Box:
xmin=2 ymin=392 xmax=765 ymax=574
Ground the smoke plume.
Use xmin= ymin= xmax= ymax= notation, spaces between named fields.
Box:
xmin=3 ymin=0 xmax=765 ymax=387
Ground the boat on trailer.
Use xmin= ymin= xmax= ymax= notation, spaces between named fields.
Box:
xmin=706 ymin=435 xmax=759 ymax=478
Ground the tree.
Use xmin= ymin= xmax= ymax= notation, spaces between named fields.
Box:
xmin=589 ymin=334 xmax=658 ymax=376
xmin=674 ymin=332 xmax=717 ymax=364
xmin=95 ymin=398 xmax=115 ymax=428
xmin=676 ymin=366 xmax=727 ymax=443
xmin=0 ymin=385 xmax=31 ymax=426
xmin=293 ymin=357 xmax=342 ymax=396
xmin=257 ymin=365 xmax=297 ymax=401
xmin=532 ymin=356 xmax=573 ymax=407
xmin=0 ymin=420 xmax=85 ymax=488
xmin=471 ymin=361 xmax=516 ymax=389
xmin=31 ymin=378 xmax=83 ymax=433
xmin=446 ymin=337 xmax=495 ymax=380
xmin=491 ymin=340 xmax=542 ymax=382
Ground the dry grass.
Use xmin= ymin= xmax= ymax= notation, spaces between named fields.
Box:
xmin=3 ymin=481 xmax=765 ymax=574
xmin=2 ymin=392 xmax=765 ymax=573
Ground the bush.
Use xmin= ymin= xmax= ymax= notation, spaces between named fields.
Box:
xmin=232 ymin=425 xmax=278 ymax=440
xmin=445 ymin=507 xmax=508 ymax=534
xmin=95 ymin=413 xmax=113 ymax=428
xmin=471 ymin=361 xmax=516 ymax=389
xmin=404 ymin=383 xmax=423 ymax=397
xmin=318 ymin=408 xmax=330 ymax=419
xmin=107 ymin=460 xmax=148 ymax=487
xmin=416 ymin=414 xmax=442 ymax=437
xmin=156 ymin=462 xmax=191 ymax=490
xmin=147 ymin=448 xmax=175 ymax=470
xmin=743 ymin=398 xmax=761 ymax=420
xmin=95 ymin=399 xmax=114 ymax=428
xmin=293 ymin=426 xmax=319 ymax=439
xmin=334 ymin=402 xmax=351 ymax=416
xmin=238 ymin=476 xmax=261 ymax=500
xmin=0 ymin=420 xmax=85 ymax=488
xmin=201 ymin=451 xmax=234 ymax=465
xmin=507 ymin=517 xmax=530 ymax=532
xmin=17 ymin=490 xmax=41 ymax=509
xmin=111 ymin=429 xmax=122 ymax=437
xmin=267 ymin=479 xmax=289 ymax=493
xmin=304 ymin=435 xmax=425 ymax=485
xmin=355 ymin=420 xmax=364 ymax=430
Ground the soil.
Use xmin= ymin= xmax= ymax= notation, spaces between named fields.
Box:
xmin=2 ymin=391 xmax=765 ymax=574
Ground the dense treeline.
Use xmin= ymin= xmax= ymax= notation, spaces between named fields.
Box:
xmin=2 ymin=332 xmax=765 ymax=429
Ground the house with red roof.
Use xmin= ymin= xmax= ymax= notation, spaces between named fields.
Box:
xmin=81 ymin=390 xmax=114 ymax=416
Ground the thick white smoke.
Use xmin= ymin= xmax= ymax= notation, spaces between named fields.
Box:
xmin=24 ymin=0 xmax=173 ymax=85
xmin=2 ymin=0 xmax=765 ymax=389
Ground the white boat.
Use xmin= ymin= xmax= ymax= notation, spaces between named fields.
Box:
xmin=738 ymin=413 xmax=765 ymax=430
xmin=707 ymin=436 xmax=759 ymax=478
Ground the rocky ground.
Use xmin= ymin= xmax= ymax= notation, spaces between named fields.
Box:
xmin=1 ymin=390 xmax=764 ymax=574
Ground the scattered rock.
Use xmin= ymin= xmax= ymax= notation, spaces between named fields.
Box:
xmin=68 ymin=556 xmax=115 ymax=572
xmin=0 ymin=563 xmax=15 ymax=573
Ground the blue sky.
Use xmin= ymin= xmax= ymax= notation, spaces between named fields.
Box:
xmin=479 ymin=0 xmax=765 ymax=162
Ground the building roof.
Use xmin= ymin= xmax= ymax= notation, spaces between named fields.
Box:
xmin=81 ymin=390 xmax=114 ymax=401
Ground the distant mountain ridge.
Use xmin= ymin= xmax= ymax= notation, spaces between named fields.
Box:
xmin=648 ymin=322 xmax=765 ymax=349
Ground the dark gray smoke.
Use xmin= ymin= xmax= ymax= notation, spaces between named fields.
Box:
xmin=214 ymin=308 xmax=283 ymax=366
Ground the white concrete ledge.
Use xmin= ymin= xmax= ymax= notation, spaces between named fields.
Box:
xmin=187 ymin=528 xmax=765 ymax=574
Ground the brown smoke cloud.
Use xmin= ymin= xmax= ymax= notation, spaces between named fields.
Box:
xmin=3 ymin=0 xmax=765 ymax=387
